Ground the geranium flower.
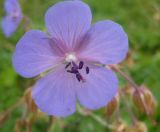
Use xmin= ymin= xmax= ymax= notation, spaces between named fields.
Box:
xmin=13 ymin=0 xmax=128 ymax=117
xmin=1 ymin=0 xmax=23 ymax=37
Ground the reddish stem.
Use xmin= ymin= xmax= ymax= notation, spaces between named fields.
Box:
xmin=109 ymin=65 xmax=149 ymax=116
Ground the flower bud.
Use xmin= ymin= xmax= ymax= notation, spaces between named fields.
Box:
xmin=127 ymin=121 xmax=147 ymax=132
xmin=132 ymin=85 xmax=157 ymax=115
xmin=14 ymin=120 xmax=21 ymax=132
xmin=0 ymin=112 xmax=10 ymax=127
xmin=24 ymin=88 xmax=37 ymax=113
xmin=113 ymin=120 xmax=128 ymax=132
xmin=106 ymin=93 xmax=119 ymax=117
xmin=14 ymin=119 xmax=27 ymax=132
xmin=125 ymin=51 xmax=134 ymax=67
xmin=122 ymin=85 xmax=134 ymax=96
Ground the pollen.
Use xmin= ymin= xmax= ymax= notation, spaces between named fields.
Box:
xmin=65 ymin=53 xmax=77 ymax=62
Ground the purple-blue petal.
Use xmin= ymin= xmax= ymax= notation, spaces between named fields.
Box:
xmin=45 ymin=0 xmax=92 ymax=49
xmin=75 ymin=67 xmax=118 ymax=109
xmin=5 ymin=0 xmax=21 ymax=14
xmin=32 ymin=62 xmax=118 ymax=116
xmin=2 ymin=0 xmax=22 ymax=37
xmin=32 ymin=68 xmax=76 ymax=117
xmin=1 ymin=15 xmax=22 ymax=37
xmin=79 ymin=20 xmax=128 ymax=64
xmin=12 ymin=30 xmax=60 ymax=78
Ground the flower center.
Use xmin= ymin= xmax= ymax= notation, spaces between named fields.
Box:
xmin=65 ymin=53 xmax=77 ymax=62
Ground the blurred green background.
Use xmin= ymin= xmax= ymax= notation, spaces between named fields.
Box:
xmin=0 ymin=0 xmax=160 ymax=131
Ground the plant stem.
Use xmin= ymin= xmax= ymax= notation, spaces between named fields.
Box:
xmin=77 ymin=104 xmax=114 ymax=129
xmin=120 ymin=91 xmax=137 ymax=124
xmin=6 ymin=98 xmax=24 ymax=113
xmin=47 ymin=116 xmax=55 ymax=132
xmin=109 ymin=65 xmax=149 ymax=116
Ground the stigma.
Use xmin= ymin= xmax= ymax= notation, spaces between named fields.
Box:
xmin=65 ymin=53 xmax=77 ymax=62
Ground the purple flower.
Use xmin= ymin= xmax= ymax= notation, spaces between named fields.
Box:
xmin=1 ymin=0 xmax=23 ymax=37
xmin=12 ymin=1 xmax=128 ymax=117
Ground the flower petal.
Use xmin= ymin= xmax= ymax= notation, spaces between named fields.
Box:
xmin=45 ymin=0 xmax=92 ymax=49
xmin=76 ymin=67 xmax=118 ymax=109
xmin=1 ymin=15 xmax=22 ymax=37
xmin=79 ymin=20 xmax=128 ymax=64
xmin=5 ymin=0 xmax=21 ymax=14
xmin=32 ymin=68 xmax=76 ymax=117
xmin=12 ymin=30 xmax=60 ymax=78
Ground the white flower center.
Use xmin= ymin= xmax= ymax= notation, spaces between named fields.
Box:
xmin=65 ymin=53 xmax=77 ymax=62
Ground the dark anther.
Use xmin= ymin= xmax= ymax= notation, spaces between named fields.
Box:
xmin=67 ymin=69 xmax=78 ymax=74
xmin=67 ymin=70 xmax=75 ymax=73
xmin=76 ymin=73 xmax=81 ymax=82
xmin=79 ymin=61 xmax=84 ymax=69
xmin=65 ymin=62 xmax=71 ymax=69
xmin=72 ymin=61 xmax=78 ymax=69
xmin=66 ymin=61 xmax=89 ymax=82
xmin=71 ymin=67 xmax=79 ymax=73
xmin=86 ymin=67 xmax=89 ymax=74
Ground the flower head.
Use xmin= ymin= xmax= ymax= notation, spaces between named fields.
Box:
xmin=1 ymin=0 xmax=23 ymax=37
xmin=13 ymin=0 xmax=128 ymax=117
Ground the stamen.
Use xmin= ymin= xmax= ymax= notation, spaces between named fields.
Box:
xmin=71 ymin=67 xmax=79 ymax=73
xmin=79 ymin=61 xmax=84 ymax=69
xmin=67 ymin=70 xmax=78 ymax=74
xmin=76 ymin=73 xmax=81 ymax=82
xmin=65 ymin=60 xmax=89 ymax=82
xmin=67 ymin=70 xmax=74 ymax=73
xmin=86 ymin=67 xmax=89 ymax=74
xmin=72 ymin=61 xmax=78 ymax=69
xmin=65 ymin=62 xmax=71 ymax=69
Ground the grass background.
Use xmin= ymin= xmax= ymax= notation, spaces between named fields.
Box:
xmin=0 ymin=0 xmax=160 ymax=131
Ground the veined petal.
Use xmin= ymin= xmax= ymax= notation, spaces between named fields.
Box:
xmin=45 ymin=0 xmax=92 ymax=49
xmin=1 ymin=15 xmax=22 ymax=37
xmin=32 ymin=68 xmax=76 ymax=117
xmin=5 ymin=0 xmax=21 ymax=14
xmin=76 ymin=67 xmax=118 ymax=109
xmin=12 ymin=30 xmax=60 ymax=78
xmin=79 ymin=20 xmax=128 ymax=64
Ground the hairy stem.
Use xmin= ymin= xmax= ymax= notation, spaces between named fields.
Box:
xmin=109 ymin=65 xmax=149 ymax=116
